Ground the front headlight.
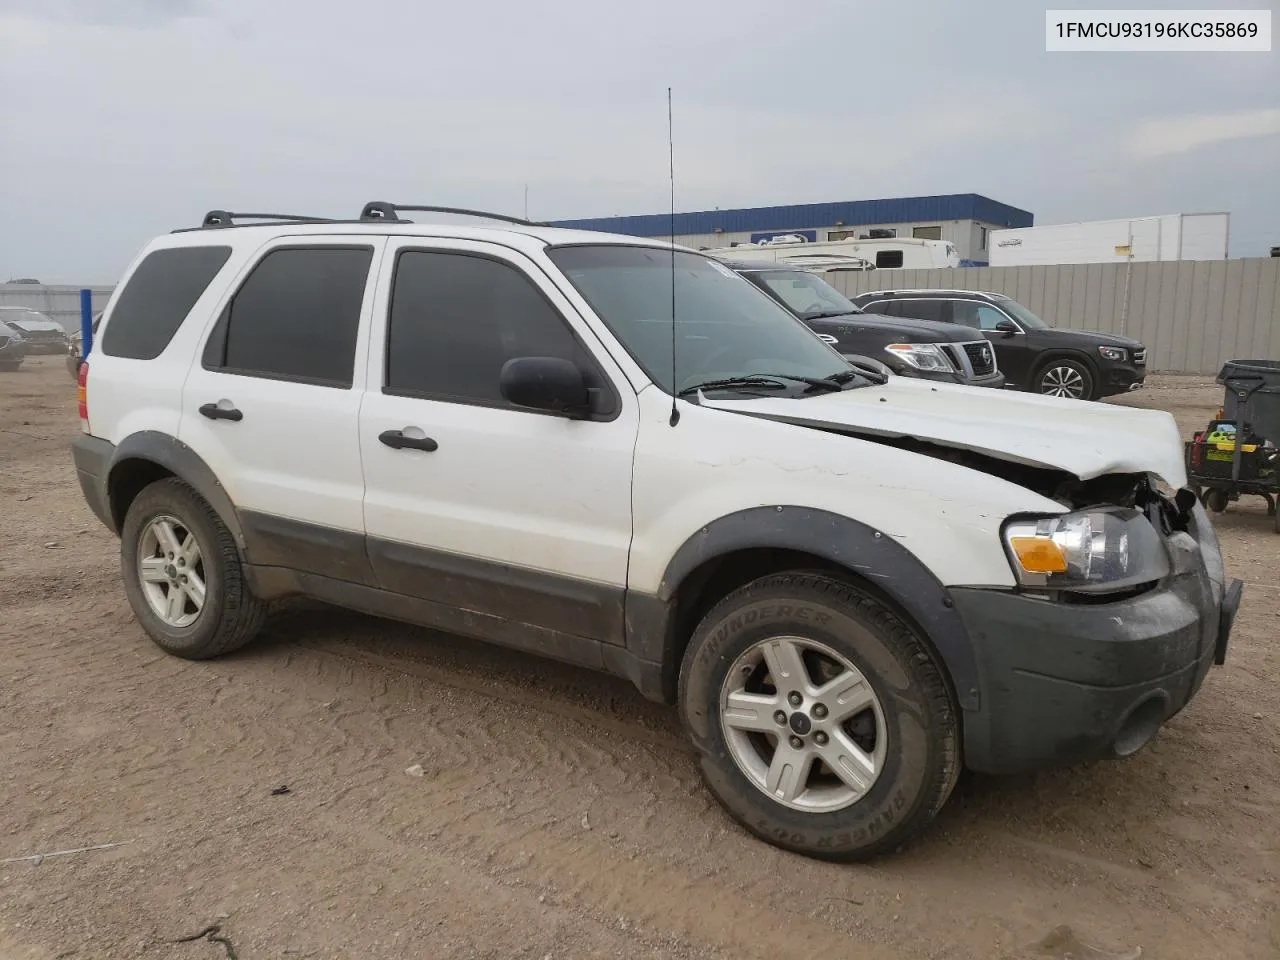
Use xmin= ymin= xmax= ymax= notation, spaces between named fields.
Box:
xmin=1098 ymin=345 xmax=1127 ymax=362
xmin=1003 ymin=507 xmax=1169 ymax=594
xmin=884 ymin=343 xmax=955 ymax=373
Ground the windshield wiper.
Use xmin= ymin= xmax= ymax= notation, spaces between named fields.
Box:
xmin=837 ymin=363 xmax=890 ymax=386
xmin=676 ymin=375 xmax=793 ymax=397
xmin=677 ymin=373 xmax=850 ymax=398
xmin=804 ymin=309 xmax=856 ymax=320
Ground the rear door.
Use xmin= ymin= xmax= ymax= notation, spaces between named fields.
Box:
xmin=179 ymin=237 xmax=385 ymax=584
xmin=358 ymin=238 xmax=638 ymax=649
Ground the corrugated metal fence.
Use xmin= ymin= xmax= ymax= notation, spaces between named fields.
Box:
xmin=826 ymin=258 xmax=1280 ymax=374
xmin=0 ymin=285 xmax=115 ymax=332
xmin=4 ymin=259 xmax=1278 ymax=374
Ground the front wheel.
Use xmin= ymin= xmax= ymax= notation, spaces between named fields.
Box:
xmin=678 ymin=573 xmax=960 ymax=861
xmin=1035 ymin=358 xmax=1095 ymax=400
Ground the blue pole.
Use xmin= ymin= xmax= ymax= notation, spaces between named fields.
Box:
xmin=79 ymin=288 xmax=93 ymax=358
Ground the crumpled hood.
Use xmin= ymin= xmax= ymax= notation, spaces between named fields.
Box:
xmin=700 ymin=377 xmax=1187 ymax=487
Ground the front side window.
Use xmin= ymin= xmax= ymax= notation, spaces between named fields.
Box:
xmin=547 ymin=245 xmax=863 ymax=395
xmin=750 ymin=269 xmax=860 ymax=320
xmin=992 ymin=297 xmax=1049 ymax=330
xmin=952 ymin=300 xmax=1012 ymax=331
xmin=384 ymin=250 xmax=605 ymax=409
xmin=203 ymin=246 xmax=373 ymax=387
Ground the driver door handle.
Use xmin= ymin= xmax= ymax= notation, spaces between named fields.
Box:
xmin=379 ymin=429 xmax=438 ymax=452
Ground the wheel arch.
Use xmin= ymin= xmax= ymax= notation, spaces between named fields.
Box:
xmin=633 ymin=506 xmax=981 ymax=712
xmin=107 ymin=431 xmax=245 ymax=550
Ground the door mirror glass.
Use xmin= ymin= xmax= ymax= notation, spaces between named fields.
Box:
xmin=994 ymin=319 xmax=1018 ymax=336
xmin=500 ymin=356 xmax=592 ymax=417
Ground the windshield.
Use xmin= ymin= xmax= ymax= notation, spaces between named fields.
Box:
xmin=547 ymin=245 xmax=862 ymax=395
xmin=749 ymin=269 xmax=860 ymax=320
xmin=995 ymin=297 xmax=1049 ymax=330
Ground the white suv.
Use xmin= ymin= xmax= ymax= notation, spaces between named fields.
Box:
xmin=72 ymin=203 xmax=1242 ymax=861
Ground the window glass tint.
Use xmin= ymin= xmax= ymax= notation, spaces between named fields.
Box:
xmin=100 ymin=246 xmax=231 ymax=360
xmin=386 ymin=251 xmax=588 ymax=405
xmin=952 ymin=300 xmax=1010 ymax=331
xmin=210 ymin=247 xmax=372 ymax=386
xmin=875 ymin=250 xmax=904 ymax=269
xmin=893 ymin=299 xmax=945 ymax=323
xmin=912 ymin=225 xmax=942 ymax=240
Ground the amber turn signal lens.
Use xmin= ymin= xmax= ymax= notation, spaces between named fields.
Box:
xmin=1008 ymin=536 xmax=1068 ymax=574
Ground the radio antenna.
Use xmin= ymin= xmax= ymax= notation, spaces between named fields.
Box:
xmin=667 ymin=87 xmax=680 ymax=427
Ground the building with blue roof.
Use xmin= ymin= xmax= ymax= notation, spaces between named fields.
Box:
xmin=549 ymin=193 xmax=1033 ymax=266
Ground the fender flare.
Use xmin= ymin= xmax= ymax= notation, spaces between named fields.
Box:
xmin=653 ymin=506 xmax=982 ymax=711
xmin=107 ymin=431 xmax=246 ymax=550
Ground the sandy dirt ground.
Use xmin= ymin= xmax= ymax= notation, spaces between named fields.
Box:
xmin=1 ymin=356 xmax=1277 ymax=960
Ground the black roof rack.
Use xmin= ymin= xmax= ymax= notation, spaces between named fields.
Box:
xmin=200 ymin=210 xmax=335 ymax=228
xmin=359 ymin=201 xmax=543 ymax=227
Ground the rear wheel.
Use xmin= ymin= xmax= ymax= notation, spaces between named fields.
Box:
xmin=1204 ymin=488 xmax=1229 ymax=514
xmin=678 ymin=573 xmax=960 ymax=861
xmin=1036 ymin=358 xmax=1094 ymax=400
xmin=120 ymin=478 xmax=265 ymax=659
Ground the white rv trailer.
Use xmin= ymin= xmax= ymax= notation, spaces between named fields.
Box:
xmin=702 ymin=235 xmax=961 ymax=270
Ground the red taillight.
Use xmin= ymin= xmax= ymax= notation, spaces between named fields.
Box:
xmin=77 ymin=361 xmax=90 ymax=433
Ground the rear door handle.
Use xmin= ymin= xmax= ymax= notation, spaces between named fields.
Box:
xmin=199 ymin=402 xmax=243 ymax=422
xmin=379 ymin=428 xmax=438 ymax=452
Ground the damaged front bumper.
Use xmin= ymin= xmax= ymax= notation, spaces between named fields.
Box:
xmin=952 ymin=500 xmax=1241 ymax=775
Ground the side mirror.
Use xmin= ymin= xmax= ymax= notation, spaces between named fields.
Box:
xmin=500 ymin=356 xmax=592 ymax=417
xmin=994 ymin=320 xmax=1018 ymax=337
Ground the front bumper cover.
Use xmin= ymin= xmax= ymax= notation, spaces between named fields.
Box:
xmin=952 ymin=501 xmax=1240 ymax=775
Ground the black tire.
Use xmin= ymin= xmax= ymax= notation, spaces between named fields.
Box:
xmin=1204 ymin=488 xmax=1229 ymax=514
xmin=1034 ymin=357 xmax=1095 ymax=401
xmin=678 ymin=572 xmax=960 ymax=862
xmin=120 ymin=478 xmax=266 ymax=659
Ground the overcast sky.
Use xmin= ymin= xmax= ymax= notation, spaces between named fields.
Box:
xmin=1 ymin=0 xmax=1277 ymax=283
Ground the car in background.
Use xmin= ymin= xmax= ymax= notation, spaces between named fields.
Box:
xmin=849 ymin=289 xmax=1146 ymax=401
xmin=0 ymin=317 xmax=29 ymax=371
xmin=66 ymin=312 xmax=103 ymax=378
xmin=0 ymin=306 xmax=69 ymax=355
xmin=724 ymin=262 xmax=1005 ymax=388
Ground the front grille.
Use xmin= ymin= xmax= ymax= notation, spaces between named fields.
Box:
xmin=962 ymin=341 xmax=997 ymax=376
xmin=1133 ymin=348 xmax=1147 ymax=366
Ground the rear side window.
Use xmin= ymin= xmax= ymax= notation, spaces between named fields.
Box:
xmin=875 ymin=250 xmax=904 ymax=269
xmin=891 ymin=299 xmax=947 ymax=323
xmin=100 ymin=246 xmax=232 ymax=360
xmin=203 ymin=246 xmax=373 ymax=387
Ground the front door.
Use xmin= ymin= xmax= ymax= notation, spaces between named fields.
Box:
xmin=358 ymin=239 xmax=638 ymax=649
xmin=951 ymin=300 xmax=1038 ymax=387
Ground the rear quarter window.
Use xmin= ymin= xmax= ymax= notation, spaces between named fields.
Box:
xmin=100 ymin=246 xmax=232 ymax=360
